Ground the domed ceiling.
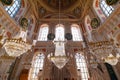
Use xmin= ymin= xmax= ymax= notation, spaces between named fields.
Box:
xmin=29 ymin=0 xmax=91 ymax=20
xmin=41 ymin=0 xmax=78 ymax=10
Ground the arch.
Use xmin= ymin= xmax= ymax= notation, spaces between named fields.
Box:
xmin=85 ymin=15 xmax=92 ymax=32
xmin=28 ymin=53 xmax=45 ymax=80
xmin=75 ymin=53 xmax=89 ymax=80
xmin=5 ymin=0 xmax=21 ymax=17
xmin=37 ymin=24 xmax=49 ymax=41
xmin=55 ymin=24 xmax=65 ymax=41
xmin=84 ymin=15 xmax=93 ymax=41
xmin=71 ymin=24 xmax=83 ymax=41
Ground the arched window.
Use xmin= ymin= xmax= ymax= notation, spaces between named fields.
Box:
xmin=71 ymin=24 xmax=83 ymax=41
xmin=28 ymin=53 xmax=45 ymax=80
xmin=38 ymin=24 xmax=49 ymax=41
xmin=5 ymin=0 xmax=21 ymax=17
xmin=93 ymin=0 xmax=114 ymax=22
xmin=75 ymin=53 xmax=89 ymax=80
xmin=100 ymin=0 xmax=114 ymax=17
xmin=55 ymin=24 xmax=64 ymax=41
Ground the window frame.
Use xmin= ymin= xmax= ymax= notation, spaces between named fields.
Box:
xmin=29 ymin=53 xmax=45 ymax=80
xmin=71 ymin=24 xmax=83 ymax=41
xmin=55 ymin=24 xmax=65 ymax=41
xmin=100 ymin=0 xmax=114 ymax=17
xmin=38 ymin=24 xmax=49 ymax=41
xmin=5 ymin=0 xmax=21 ymax=17
xmin=75 ymin=53 xmax=89 ymax=80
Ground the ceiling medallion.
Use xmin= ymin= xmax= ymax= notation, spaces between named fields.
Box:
xmin=91 ymin=18 xmax=100 ymax=29
xmin=19 ymin=17 xmax=28 ymax=30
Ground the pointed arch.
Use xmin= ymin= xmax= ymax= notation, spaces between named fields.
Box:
xmin=75 ymin=53 xmax=89 ymax=80
xmin=71 ymin=24 xmax=83 ymax=41
xmin=38 ymin=24 xmax=49 ymax=41
xmin=55 ymin=24 xmax=65 ymax=41
xmin=28 ymin=53 xmax=45 ymax=80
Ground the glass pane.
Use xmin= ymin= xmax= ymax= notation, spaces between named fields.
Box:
xmin=5 ymin=0 xmax=21 ymax=17
xmin=29 ymin=54 xmax=44 ymax=80
xmin=71 ymin=25 xmax=83 ymax=41
xmin=100 ymin=0 xmax=114 ymax=17
xmin=55 ymin=24 xmax=64 ymax=41
xmin=38 ymin=25 xmax=49 ymax=41
xmin=75 ymin=53 xmax=89 ymax=80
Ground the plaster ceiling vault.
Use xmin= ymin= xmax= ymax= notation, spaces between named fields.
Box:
xmin=29 ymin=0 xmax=91 ymax=21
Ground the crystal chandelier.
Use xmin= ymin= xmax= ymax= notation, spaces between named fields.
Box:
xmin=48 ymin=39 xmax=69 ymax=69
xmin=47 ymin=0 xmax=69 ymax=69
xmin=83 ymin=35 xmax=120 ymax=66
xmin=104 ymin=54 xmax=119 ymax=65
xmin=3 ymin=31 xmax=31 ymax=57
xmin=88 ymin=39 xmax=120 ymax=65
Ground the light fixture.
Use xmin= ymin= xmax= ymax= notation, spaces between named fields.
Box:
xmin=47 ymin=0 xmax=69 ymax=69
xmin=89 ymin=40 xmax=120 ymax=66
xmin=104 ymin=54 xmax=119 ymax=65
xmin=48 ymin=39 xmax=69 ymax=69
xmin=83 ymin=35 xmax=120 ymax=67
xmin=3 ymin=30 xmax=31 ymax=57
